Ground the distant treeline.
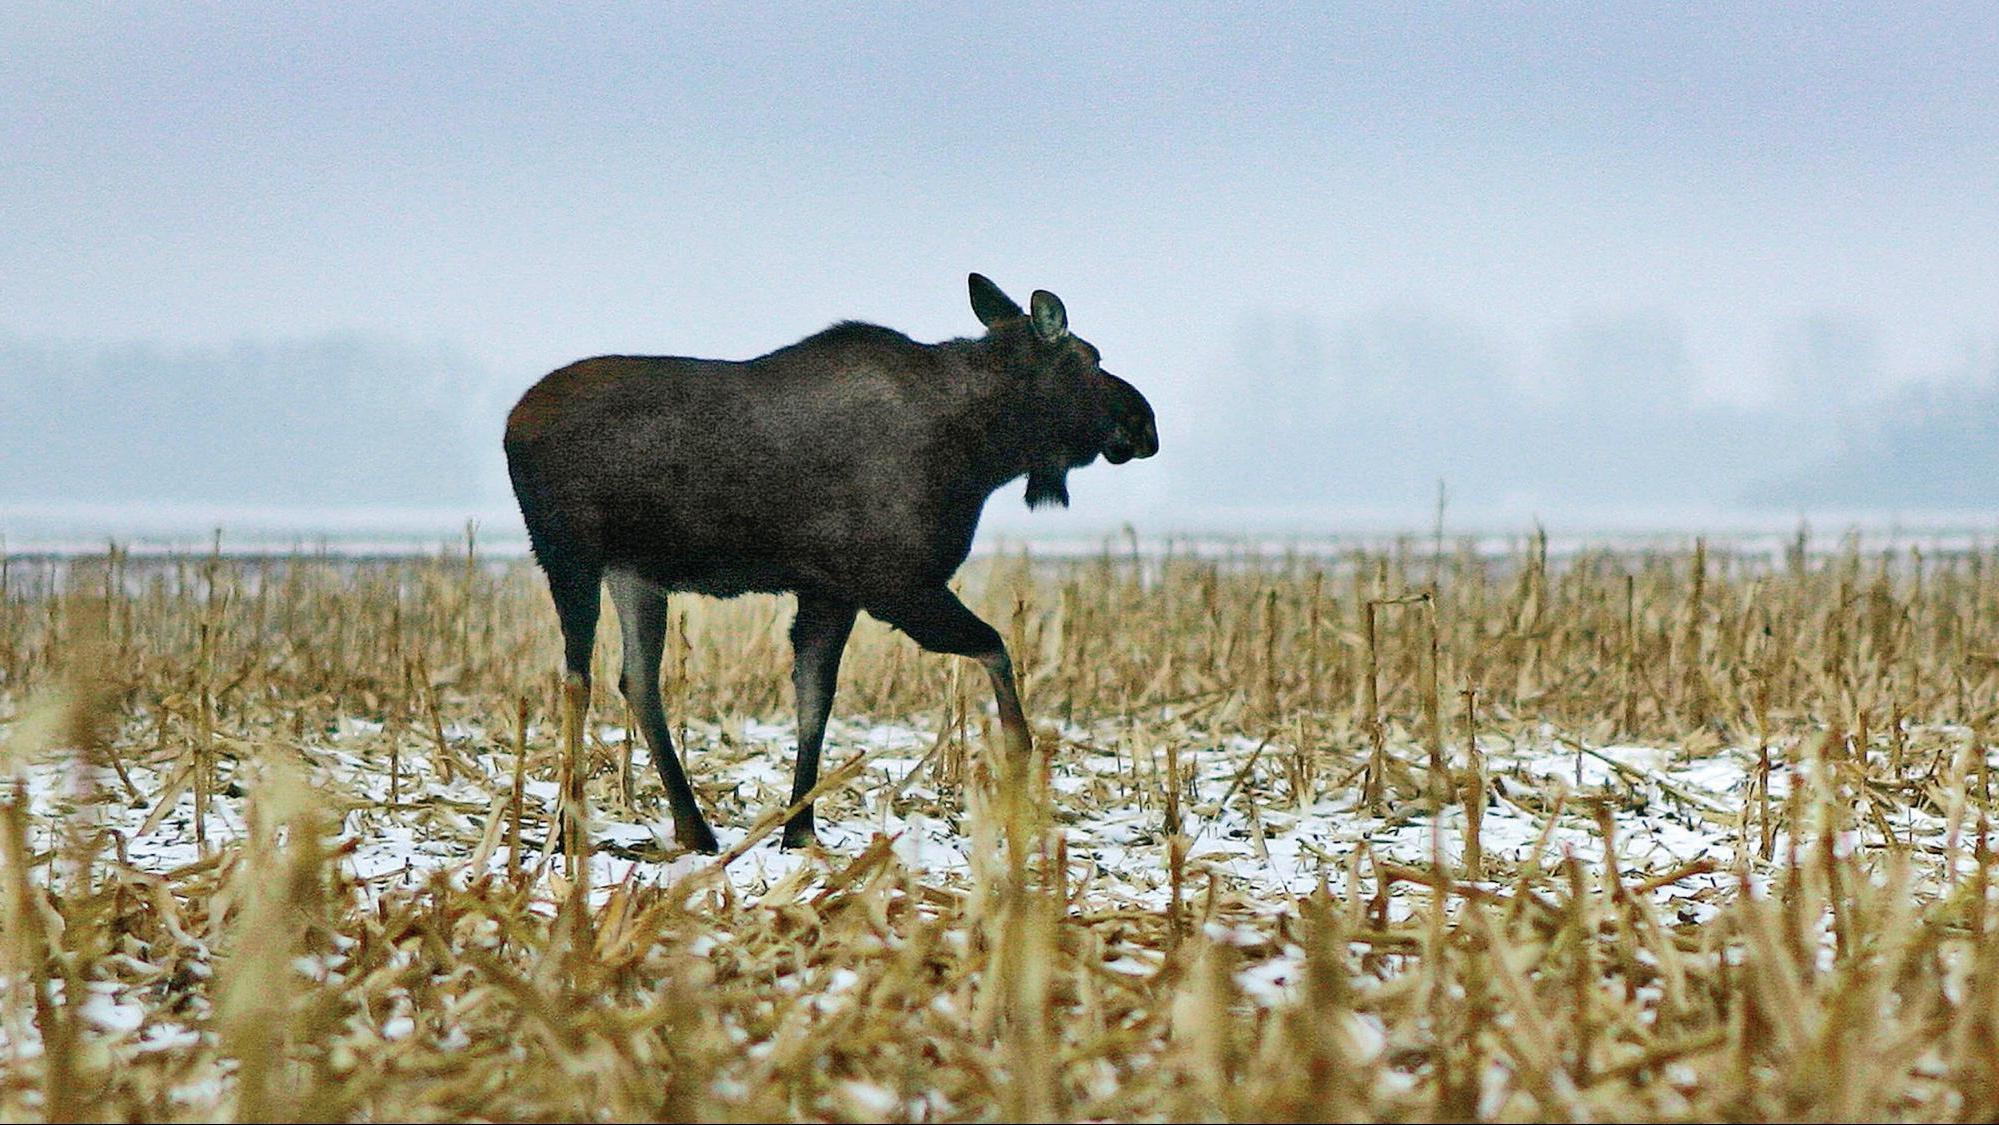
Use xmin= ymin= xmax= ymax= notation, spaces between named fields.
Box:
xmin=1175 ymin=310 xmax=1999 ymax=514
xmin=3 ymin=319 xmax=1997 ymax=516
xmin=0 ymin=334 xmax=496 ymax=507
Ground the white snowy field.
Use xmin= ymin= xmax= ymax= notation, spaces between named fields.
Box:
xmin=12 ymin=703 xmax=1980 ymax=1030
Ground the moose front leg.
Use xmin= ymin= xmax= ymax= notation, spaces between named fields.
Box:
xmin=872 ymin=587 xmax=1034 ymax=761
xmin=978 ymin=649 xmax=1034 ymax=761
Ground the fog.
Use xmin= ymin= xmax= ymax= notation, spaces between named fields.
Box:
xmin=5 ymin=6 xmax=1998 ymax=542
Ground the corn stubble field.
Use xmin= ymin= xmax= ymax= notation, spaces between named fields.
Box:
xmin=5 ymin=532 xmax=1999 ymax=1121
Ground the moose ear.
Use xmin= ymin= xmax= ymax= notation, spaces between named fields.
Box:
xmin=968 ymin=273 xmax=1024 ymax=328
xmin=1029 ymin=290 xmax=1068 ymax=342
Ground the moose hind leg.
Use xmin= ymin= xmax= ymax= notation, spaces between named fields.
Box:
xmin=534 ymin=553 xmax=604 ymax=860
xmin=541 ymin=555 xmax=602 ymax=688
xmin=783 ymin=592 xmax=858 ymax=849
xmin=606 ymin=567 xmax=718 ymax=854
xmin=870 ymin=587 xmax=1033 ymax=761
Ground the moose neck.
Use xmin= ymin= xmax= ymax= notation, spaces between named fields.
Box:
xmin=947 ymin=328 xmax=1084 ymax=502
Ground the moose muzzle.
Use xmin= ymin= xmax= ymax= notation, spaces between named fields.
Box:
xmin=1102 ymin=372 xmax=1158 ymax=464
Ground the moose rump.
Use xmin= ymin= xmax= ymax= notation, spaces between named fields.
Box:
xmin=504 ymin=275 xmax=1156 ymax=853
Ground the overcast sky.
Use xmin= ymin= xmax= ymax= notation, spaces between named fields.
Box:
xmin=5 ymin=4 xmax=1998 ymax=535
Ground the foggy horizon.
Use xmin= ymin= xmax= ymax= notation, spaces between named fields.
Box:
xmin=7 ymin=5 xmax=1999 ymax=543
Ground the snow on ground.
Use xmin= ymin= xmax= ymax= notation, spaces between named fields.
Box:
xmin=9 ymin=707 xmax=1983 ymax=1015
xmin=15 ymin=711 xmax=1975 ymax=935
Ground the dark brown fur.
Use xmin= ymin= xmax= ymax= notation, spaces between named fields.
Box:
xmin=504 ymin=274 xmax=1156 ymax=851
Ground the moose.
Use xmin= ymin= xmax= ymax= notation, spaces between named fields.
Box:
xmin=503 ymin=274 xmax=1158 ymax=852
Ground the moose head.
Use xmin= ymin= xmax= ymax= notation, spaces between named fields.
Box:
xmin=968 ymin=273 xmax=1158 ymax=508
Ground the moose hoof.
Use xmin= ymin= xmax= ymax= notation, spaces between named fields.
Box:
xmin=676 ymin=821 xmax=720 ymax=855
xmin=780 ymin=820 xmax=817 ymax=851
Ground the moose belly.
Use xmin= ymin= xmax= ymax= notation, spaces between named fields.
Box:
xmin=599 ymin=500 xmax=966 ymax=602
xmin=630 ymin=555 xmax=808 ymax=599
xmin=601 ymin=508 xmax=864 ymax=599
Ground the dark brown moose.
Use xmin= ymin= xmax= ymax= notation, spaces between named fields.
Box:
xmin=504 ymin=274 xmax=1158 ymax=852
